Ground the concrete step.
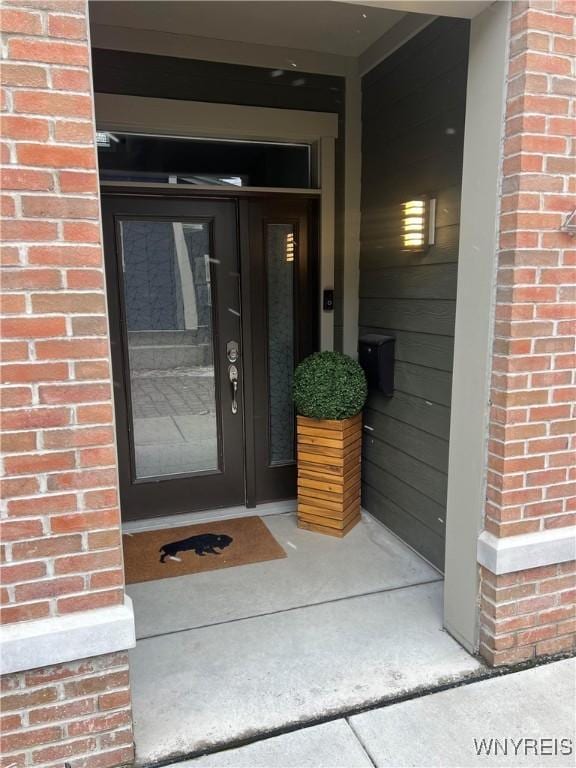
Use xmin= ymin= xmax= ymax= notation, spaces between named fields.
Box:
xmin=129 ymin=579 xmax=481 ymax=765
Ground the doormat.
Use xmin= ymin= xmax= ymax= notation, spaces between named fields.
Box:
xmin=123 ymin=516 xmax=287 ymax=584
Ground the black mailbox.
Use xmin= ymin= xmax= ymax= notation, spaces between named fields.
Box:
xmin=358 ymin=334 xmax=395 ymax=396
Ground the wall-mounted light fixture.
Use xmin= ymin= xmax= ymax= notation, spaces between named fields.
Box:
xmin=285 ymin=231 xmax=295 ymax=262
xmin=401 ymin=197 xmax=436 ymax=252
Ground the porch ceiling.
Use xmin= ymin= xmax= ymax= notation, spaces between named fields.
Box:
xmin=88 ymin=1 xmax=405 ymax=57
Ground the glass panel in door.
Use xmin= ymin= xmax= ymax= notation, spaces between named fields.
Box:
xmin=248 ymin=197 xmax=317 ymax=504
xmin=119 ymin=220 xmax=219 ymax=479
xmin=266 ymin=224 xmax=295 ymax=465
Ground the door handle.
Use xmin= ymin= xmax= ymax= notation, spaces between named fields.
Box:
xmin=229 ymin=364 xmax=239 ymax=414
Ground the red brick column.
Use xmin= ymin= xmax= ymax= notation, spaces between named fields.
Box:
xmin=0 ymin=1 xmax=134 ymax=764
xmin=479 ymin=0 xmax=575 ymax=665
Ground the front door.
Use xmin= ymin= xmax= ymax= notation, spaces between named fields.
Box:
xmin=102 ymin=193 xmax=317 ymax=521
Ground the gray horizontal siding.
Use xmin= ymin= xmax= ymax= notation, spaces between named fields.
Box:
xmin=363 ymin=459 xmax=446 ymax=538
xmin=367 ymin=390 xmax=451 ymax=441
xmin=359 ymin=299 xmax=456 ymax=337
xmin=359 ymin=17 xmax=469 ymax=570
xmin=360 ymin=263 xmax=458 ymax=300
xmin=363 ymin=434 xmax=448 ymax=507
xmin=394 ymin=362 xmax=453 ymax=407
xmin=363 ymin=483 xmax=445 ymax=570
xmin=364 ymin=409 xmax=449 ymax=473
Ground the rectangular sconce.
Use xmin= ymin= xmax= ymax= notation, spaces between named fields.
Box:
xmin=285 ymin=231 xmax=295 ymax=262
xmin=401 ymin=197 xmax=436 ymax=252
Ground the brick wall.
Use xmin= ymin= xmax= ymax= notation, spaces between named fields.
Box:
xmin=1 ymin=653 xmax=132 ymax=768
xmin=480 ymin=0 xmax=576 ymax=666
xmin=0 ymin=0 xmax=124 ymax=627
xmin=0 ymin=1 xmax=134 ymax=764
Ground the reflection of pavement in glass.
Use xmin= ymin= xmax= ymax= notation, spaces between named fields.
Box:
xmin=131 ymin=367 xmax=217 ymax=478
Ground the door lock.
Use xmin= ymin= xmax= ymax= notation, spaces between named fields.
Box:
xmin=227 ymin=340 xmax=239 ymax=363
xmin=229 ymin=364 xmax=239 ymax=414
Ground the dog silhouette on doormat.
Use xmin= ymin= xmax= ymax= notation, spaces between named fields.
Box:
xmin=159 ymin=533 xmax=233 ymax=563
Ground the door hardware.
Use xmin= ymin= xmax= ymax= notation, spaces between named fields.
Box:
xmin=229 ymin=364 xmax=239 ymax=414
xmin=227 ymin=340 xmax=239 ymax=363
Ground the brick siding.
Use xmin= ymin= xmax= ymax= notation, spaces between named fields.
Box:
xmin=0 ymin=1 xmax=134 ymax=765
xmin=480 ymin=0 xmax=576 ymax=665
xmin=0 ymin=652 xmax=132 ymax=768
xmin=0 ymin=0 xmax=124 ymax=624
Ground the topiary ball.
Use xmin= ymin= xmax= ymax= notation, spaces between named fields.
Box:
xmin=293 ymin=351 xmax=367 ymax=420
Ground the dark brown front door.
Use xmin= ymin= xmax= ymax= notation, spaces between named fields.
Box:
xmin=102 ymin=196 xmax=244 ymax=520
xmin=102 ymin=192 xmax=318 ymax=521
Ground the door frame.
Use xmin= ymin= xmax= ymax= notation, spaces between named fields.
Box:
xmin=94 ymin=93 xmax=339 ymax=352
xmin=101 ymin=185 xmax=320 ymax=513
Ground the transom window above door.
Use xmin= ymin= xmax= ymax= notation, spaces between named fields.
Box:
xmin=96 ymin=131 xmax=312 ymax=188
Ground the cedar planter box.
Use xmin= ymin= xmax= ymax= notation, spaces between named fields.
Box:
xmin=296 ymin=413 xmax=362 ymax=537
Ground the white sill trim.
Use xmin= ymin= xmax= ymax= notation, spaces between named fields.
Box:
xmin=1 ymin=595 xmax=135 ymax=675
xmin=477 ymin=526 xmax=576 ymax=575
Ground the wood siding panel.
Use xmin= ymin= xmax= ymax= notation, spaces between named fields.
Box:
xmin=359 ymin=17 xmax=469 ymax=570
xmin=394 ymin=362 xmax=453 ymax=407
xmin=363 ymin=484 xmax=445 ymax=568
xmin=366 ymin=390 xmax=451 ymax=441
xmin=363 ymin=459 xmax=446 ymax=538
xmin=363 ymin=436 xmax=448 ymax=507
xmin=364 ymin=409 xmax=449 ymax=473
xmin=359 ymin=263 xmax=458 ymax=300
xmin=359 ymin=298 xmax=456 ymax=337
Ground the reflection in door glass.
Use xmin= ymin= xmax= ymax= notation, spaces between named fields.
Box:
xmin=120 ymin=220 xmax=219 ymax=479
xmin=267 ymin=224 xmax=295 ymax=465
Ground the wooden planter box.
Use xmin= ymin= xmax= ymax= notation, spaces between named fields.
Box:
xmin=296 ymin=413 xmax=362 ymax=537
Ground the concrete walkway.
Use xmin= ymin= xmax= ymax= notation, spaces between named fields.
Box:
xmin=127 ymin=512 xmax=441 ymax=638
xmin=127 ymin=514 xmax=482 ymax=764
xmin=178 ymin=658 xmax=575 ymax=768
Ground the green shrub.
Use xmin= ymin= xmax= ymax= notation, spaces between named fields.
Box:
xmin=293 ymin=351 xmax=367 ymax=420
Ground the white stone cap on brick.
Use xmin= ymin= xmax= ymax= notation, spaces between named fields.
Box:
xmin=0 ymin=595 xmax=135 ymax=675
xmin=477 ymin=526 xmax=576 ymax=576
